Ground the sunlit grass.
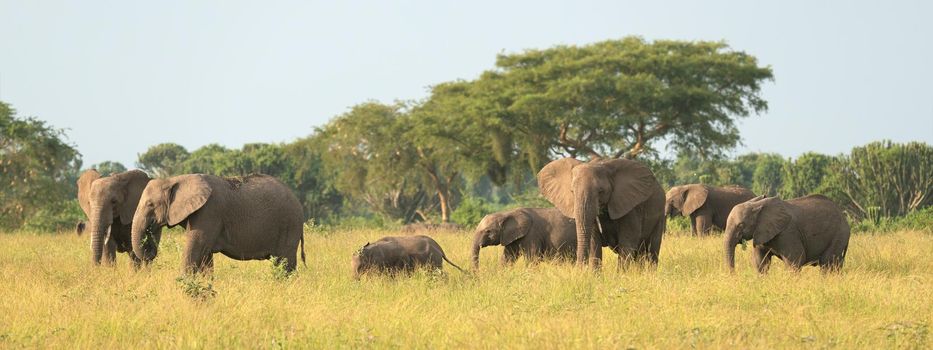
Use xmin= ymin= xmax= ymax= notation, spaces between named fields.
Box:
xmin=0 ymin=228 xmax=930 ymax=348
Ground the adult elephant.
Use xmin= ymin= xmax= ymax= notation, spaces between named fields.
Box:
xmin=724 ymin=195 xmax=850 ymax=273
xmin=131 ymin=173 xmax=305 ymax=274
xmin=76 ymin=169 xmax=160 ymax=267
xmin=665 ymin=184 xmax=756 ymax=236
xmin=538 ymin=158 xmax=666 ymax=268
xmin=471 ymin=207 xmax=576 ymax=270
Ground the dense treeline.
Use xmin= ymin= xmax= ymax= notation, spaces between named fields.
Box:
xmin=1 ymin=37 xmax=930 ymax=232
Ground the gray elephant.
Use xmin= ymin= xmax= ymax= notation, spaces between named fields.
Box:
xmin=665 ymin=184 xmax=756 ymax=236
xmin=471 ymin=207 xmax=576 ymax=270
xmin=538 ymin=158 xmax=666 ymax=268
xmin=130 ymin=173 xmax=305 ymax=274
xmin=76 ymin=169 xmax=161 ymax=267
xmin=352 ymin=235 xmax=464 ymax=279
xmin=724 ymin=195 xmax=850 ymax=273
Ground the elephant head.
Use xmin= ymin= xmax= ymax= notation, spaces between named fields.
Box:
xmin=665 ymin=184 xmax=709 ymax=217
xmin=77 ymin=169 xmax=151 ymax=265
xmin=538 ymin=158 xmax=659 ymax=267
xmin=131 ymin=174 xmax=212 ymax=262
xmin=471 ymin=209 xmax=531 ymax=269
xmin=723 ymin=195 xmax=788 ymax=271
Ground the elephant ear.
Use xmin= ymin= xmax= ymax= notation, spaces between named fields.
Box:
xmin=682 ymin=185 xmax=709 ymax=216
xmin=537 ymin=158 xmax=583 ymax=217
xmin=603 ymin=159 xmax=660 ymax=220
xmin=114 ymin=170 xmax=151 ymax=223
xmin=500 ymin=209 xmax=532 ymax=246
xmin=751 ymin=197 xmax=791 ymax=245
xmin=665 ymin=186 xmax=685 ymax=212
xmin=76 ymin=169 xmax=101 ymax=217
xmin=168 ymin=175 xmax=213 ymax=226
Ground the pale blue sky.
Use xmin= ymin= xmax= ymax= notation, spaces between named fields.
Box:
xmin=1 ymin=1 xmax=931 ymax=167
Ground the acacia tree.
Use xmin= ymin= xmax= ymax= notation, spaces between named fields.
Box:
xmin=490 ymin=37 xmax=773 ymax=160
xmin=407 ymin=82 xmax=495 ymax=222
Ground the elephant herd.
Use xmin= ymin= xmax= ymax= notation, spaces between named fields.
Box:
xmin=75 ymin=157 xmax=851 ymax=278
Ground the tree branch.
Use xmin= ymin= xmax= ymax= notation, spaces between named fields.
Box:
xmin=558 ymin=122 xmax=603 ymax=159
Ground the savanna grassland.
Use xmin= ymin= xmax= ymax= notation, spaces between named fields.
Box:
xmin=1 ymin=228 xmax=930 ymax=349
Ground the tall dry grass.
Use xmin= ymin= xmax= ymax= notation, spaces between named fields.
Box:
xmin=0 ymin=228 xmax=930 ymax=349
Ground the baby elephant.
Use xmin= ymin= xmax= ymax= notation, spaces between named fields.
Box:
xmin=724 ymin=195 xmax=851 ymax=273
xmin=352 ymin=235 xmax=464 ymax=279
xmin=471 ymin=207 xmax=576 ymax=270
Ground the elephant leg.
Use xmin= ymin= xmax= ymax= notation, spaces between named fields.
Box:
xmin=612 ymin=245 xmax=637 ymax=271
xmin=779 ymin=243 xmax=806 ymax=273
xmin=589 ymin=230 xmax=603 ymax=269
xmin=102 ymin=236 xmax=118 ymax=266
xmin=643 ymin=219 xmax=664 ymax=266
xmin=201 ymin=254 xmax=214 ymax=274
xmin=819 ymin=237 xmax=848 ymax=273
xmin=689 ymin=216 xmax=698 ymax=236
xmin=500 ymin=245 xmax=520 ymax=266
xmin=128 ymin=252 xmax=143 ymax=270
xmin=751 ymin=247 xmax=773 ymax=274
xmin=695 ymin=214 xmax=712 ymax=236
xmin=182 ymin=225 xmax=220 ymax=275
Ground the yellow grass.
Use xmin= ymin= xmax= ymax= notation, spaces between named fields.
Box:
xmin=1 ymin=228 xmax=930 ymax=349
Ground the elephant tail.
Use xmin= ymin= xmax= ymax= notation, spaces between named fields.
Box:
xmin=442 ymin=255 xmax=465 ymax=273
xmin=300 ymin=233 xmax=307 ymax=267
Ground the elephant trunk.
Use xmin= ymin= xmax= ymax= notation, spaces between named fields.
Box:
xmin=573 ymin=193 xmax=595 ymax=267
xmin=131 ymin=208 xmax=150 ymax=263
xmin=87 ymin=204 xmax=111 ymax=265
xmin=724 ymin=228 xmax=740 ymax=272
xmin=471 ymin=231 xmax=484 ymax=270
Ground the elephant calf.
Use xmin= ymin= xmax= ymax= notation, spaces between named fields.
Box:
xmin=471 ymin=208 xmax=576 ymax=270
xmin=352 ymin=235 xmax=464 ymax=279
xmin=724 ymin=195 xmax=850 ymax=273
xmin=666 ymin=184 xmax=756 ymax=236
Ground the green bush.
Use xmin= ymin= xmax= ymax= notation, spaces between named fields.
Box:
xmin=666 ymin=216 xmax=692 ymax=235
xmin=850 ymin=207 xmax=933 ymax=234
xmin=21 ymin=200 xmax=84 ymax=233
xmin=451 ymin=196 xmax=498 ymax=228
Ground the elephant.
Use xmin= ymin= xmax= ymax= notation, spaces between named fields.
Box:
xmin=351 ymin=235 xmax=464 ymax=279
xmin=538 ymin=157 xmax=666 ymax=268
xmin=470 ymin=207 xmax=576 ymax=270
xmin=665 ymin=184 xmax=756 ymax=236
xmin=724 ymin=195 xmax=850 ymax=274
xmin=76 ymin=169 xmax=161 ymax=267
xmin=130 ymin=173 xmax=306 ymax=274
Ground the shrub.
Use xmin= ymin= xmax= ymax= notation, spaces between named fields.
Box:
xmin=850 ymin=207 xmax=933 ymax=234
xmin=450 ymin=196 xmax=497 ymax=228
xmin=21 ymin=200 xmax=84 ymax=233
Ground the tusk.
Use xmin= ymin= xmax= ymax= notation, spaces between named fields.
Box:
xmin=596 ymin=217 xmax=604 ymax=236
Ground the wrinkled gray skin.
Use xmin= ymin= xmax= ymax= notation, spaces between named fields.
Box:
xmin=724 ymin=195 xmax=850 ymax=274
xmin=471 ymin=208 xmax=576 ymax=270
xmin=352 ymin=235 xmax=464 ymax=279
xmin=665 ymin=184 xmax=756 ymax=236
xmin=131 ymin=174 xmax=305 ymax=274
xmin=538 ymin=158 xmax=666 ymax=268
xmin=76 ymin=169 xmax=161 ymax=267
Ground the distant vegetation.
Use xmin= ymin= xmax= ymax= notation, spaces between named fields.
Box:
xmin=1 ymin=37 xmax=930 ymax=232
